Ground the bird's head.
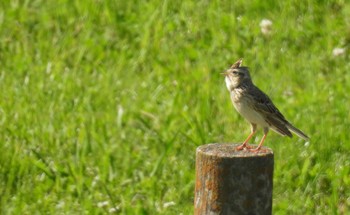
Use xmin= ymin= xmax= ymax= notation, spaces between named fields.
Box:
xmin=221 ymin=58 xmax=252 ymax=90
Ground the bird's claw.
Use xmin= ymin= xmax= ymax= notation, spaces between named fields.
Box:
xmin=249 ymin=147 xmax=269 ymax=153
xmin=236 ymin=143 xmax=253 ymax=151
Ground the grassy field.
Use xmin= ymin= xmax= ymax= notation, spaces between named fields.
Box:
xmin=0 ymin=0 xmax=349 ymax=214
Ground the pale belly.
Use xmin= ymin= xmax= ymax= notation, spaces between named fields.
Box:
xmin=231 ymin=95 xmax=269 ymax=127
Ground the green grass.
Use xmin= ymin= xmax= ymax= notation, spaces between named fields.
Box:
xmin=0 ymin=0 xmax=349 ymax=214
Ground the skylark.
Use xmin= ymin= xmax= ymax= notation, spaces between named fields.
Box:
xmin=222 ymin=59 xmax=309 ymax=152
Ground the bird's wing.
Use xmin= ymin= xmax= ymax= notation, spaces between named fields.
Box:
xmin=250 ymin=86 xmax=292 ymax=137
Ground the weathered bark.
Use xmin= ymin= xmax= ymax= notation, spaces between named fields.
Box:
xmin=194 ymin=143 xmax=274 ymax=215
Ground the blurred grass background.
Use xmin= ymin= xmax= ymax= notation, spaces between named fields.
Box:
xmin=0 ymin=0 xmax=349 ymax=214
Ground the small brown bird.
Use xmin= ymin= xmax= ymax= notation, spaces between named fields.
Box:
xmin=222 ymin=59 xmax=309 ymax=152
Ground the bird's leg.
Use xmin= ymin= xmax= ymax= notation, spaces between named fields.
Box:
xmin=236 ymin=123 xmax=257 ymax=150
xmin=250 ymin=128 xmax=269 ymax=152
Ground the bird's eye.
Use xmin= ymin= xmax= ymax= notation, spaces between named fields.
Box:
xmin=232 ymin=71 xmax=239 ymax=75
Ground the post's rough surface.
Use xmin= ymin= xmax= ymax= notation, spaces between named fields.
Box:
xmin=194 ymin=143 xmax=274 ymax=215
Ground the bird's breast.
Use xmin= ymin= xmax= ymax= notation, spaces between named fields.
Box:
xmin=230 ymin=88 xmax=244 ymax=102
xmin=230 ymin=91 xmax=269 ymax=127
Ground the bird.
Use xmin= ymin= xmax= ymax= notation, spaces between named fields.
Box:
xmin=221 ymin=58 xmax=309 ymax=152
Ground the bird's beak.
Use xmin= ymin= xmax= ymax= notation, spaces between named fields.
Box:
xmin=221 ymin=71 xmax=229 ymax=76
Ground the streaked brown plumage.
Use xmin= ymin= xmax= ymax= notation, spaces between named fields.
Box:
xmin=222 ymin=59 xmax=309 ymax=151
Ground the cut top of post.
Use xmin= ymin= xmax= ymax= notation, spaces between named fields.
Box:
xmin=197 ymin=143 xmax=273 ymax=158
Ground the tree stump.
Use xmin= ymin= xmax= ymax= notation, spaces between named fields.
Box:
xmin=194 ymin=143 xmax=274 ymax=215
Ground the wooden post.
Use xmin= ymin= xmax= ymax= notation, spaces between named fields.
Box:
xmin=194 ymin=143 xmax=274 ymax=215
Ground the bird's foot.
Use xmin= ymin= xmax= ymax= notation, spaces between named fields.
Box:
xmin=249 ymin=147 xmax=268 ymax=153
xmin=236 ymin=143 xmax=253 ymax=151
xmin=249 ymin=147 xmax=260 ymax=153
xmin=236 ymin=144 xmax=245 ymax=151
xmin=244 ymin=144 xmax=254 ymax=149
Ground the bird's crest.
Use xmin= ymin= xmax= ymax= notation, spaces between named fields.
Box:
xmin=230 ymin=58 xmax=243 ymax=69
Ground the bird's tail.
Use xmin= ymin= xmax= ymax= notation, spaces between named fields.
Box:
xmin=286 ymin=123 xmax=309 ymax=141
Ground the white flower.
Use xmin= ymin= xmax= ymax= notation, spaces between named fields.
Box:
xmin=109 ymin=207 xmax=120 ymax=213
xmin=163 ymin=201 xmax=176 ymax=208
xmin=109 ymin=208 xmax=117 ymax=213
xmin=260 ymin=19 xmax=273 ymax=35
xmin=97 ymin=201 xmax=109 ymax=208
xmin=332 ymin=48 xmax=345 ymax=57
